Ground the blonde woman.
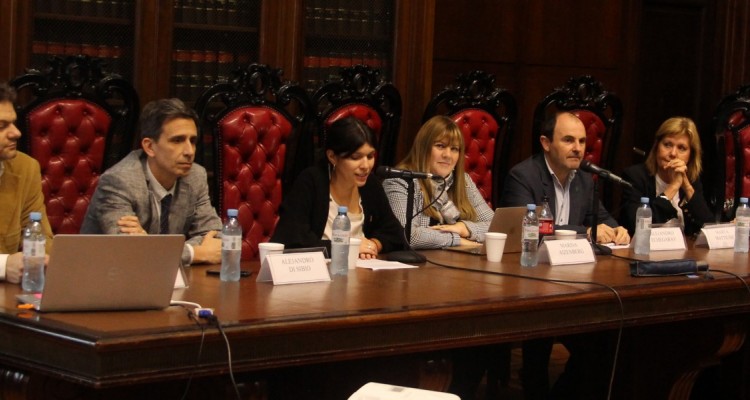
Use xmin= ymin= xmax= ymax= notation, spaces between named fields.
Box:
xmin=383 ymin=115 xmax=494 ymax=249
xmin=621 ymin=116 xmax=713 ymax=235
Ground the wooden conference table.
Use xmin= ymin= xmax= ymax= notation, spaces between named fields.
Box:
xmin=0 ymin=245 xmax=748 ymax=399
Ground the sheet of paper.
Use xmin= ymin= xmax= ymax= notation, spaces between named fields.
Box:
xmin=356 ymin=259 xmax=419 ymax=270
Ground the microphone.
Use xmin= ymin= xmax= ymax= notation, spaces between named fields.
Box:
xmin=376 ymin=166 xmax=443 ymax=180
xmin=579 ymin=160 xmax=633 ymax=188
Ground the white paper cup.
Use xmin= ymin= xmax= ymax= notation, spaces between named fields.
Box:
xmin=554 ymin=229 xmax=577 ymax=240
xmin=258 ymin=242 xmax=284 ymax=262
xmin=485 ymin=232 xmax=507 ymax=262
xmin=348 ymin=238 xmax=362 ymax=269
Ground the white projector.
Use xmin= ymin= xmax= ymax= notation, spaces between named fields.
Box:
xmin=348 ymin=382 xmax=461 ymax=400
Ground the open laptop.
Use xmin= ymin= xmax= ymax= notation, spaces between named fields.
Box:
xmin=16 ymin=234 xmax=185 ymax=312
xmin=443 ymin=207 xmax=527 ymax=255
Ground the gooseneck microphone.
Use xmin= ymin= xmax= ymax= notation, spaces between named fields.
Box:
xmin=579 ymin=160 xmax=633 ymax=188
xmin=376 ymin=166 xmax=444 ymax=180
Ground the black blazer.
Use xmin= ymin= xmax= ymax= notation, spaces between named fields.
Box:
xmin=620 ymin=163 xmax=713 ymax=236
xmin=500 ymin=153 xmax=618 ymax=234
xmin=271 ymin=165 xmax=406 ymax=254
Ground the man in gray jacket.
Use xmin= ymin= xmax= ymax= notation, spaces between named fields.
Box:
xmin=81 ymin=98 xmax=222 ymax=265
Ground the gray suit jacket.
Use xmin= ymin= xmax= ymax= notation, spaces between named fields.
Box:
xmin=81 ymin=150 xmax=222 ymax=265
xmin=500 ymin=153 xmax=618 ymax=234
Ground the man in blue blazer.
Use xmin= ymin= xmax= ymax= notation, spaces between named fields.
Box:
xmin=501 ymin=111 xmax=629 ymax=399
xmin=81 ymin=98 xmax=222 ymax=266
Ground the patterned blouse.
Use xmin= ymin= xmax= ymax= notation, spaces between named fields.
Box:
xmin=382 ymin=173 xmax=494 ymax=249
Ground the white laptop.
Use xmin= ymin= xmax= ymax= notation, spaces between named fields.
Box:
xmin=443 ymin=207 xmax=527 ymax=255
xmin=16 ymin=234 xmax=185 ymax=312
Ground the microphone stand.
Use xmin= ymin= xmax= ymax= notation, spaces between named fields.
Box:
xmin=387 ymin=178 xmax=427 ymax=264
xmin=590 ymin=177 xmax=612 ymax=256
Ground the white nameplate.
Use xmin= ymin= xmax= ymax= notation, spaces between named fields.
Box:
xmin=695 ymin=223 xmax=735 ymax=249
xmin=538 ymin=239 xmax=596 ymax=265
xmin=256 ymin=251 xmax=331 ymax=285
xmin=174 ymin=265 xmax=188 ymax=289
xmin=649 ymin=226 xmax=686 ymax=251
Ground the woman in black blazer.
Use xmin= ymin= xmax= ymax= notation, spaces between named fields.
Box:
xmin=621 ymin=117 xmax=713 ymax=236
xmin=271 ymin=117 xmax=405 ymax=257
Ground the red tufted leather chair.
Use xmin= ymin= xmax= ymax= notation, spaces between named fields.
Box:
xmin=422 ymin=70 xmax=517 ymax=207
xmin=532 ymin=75 xmax=622 ymax=208
xmin=712 ymin=84 xmax=750 ymax=220
xmin=195 ymin=64 xmax=314 ymax=260
xmin=313 ymin=65 xmax=402 ymax=167
xmin=11 ymin=55 xmax=139 ymax=234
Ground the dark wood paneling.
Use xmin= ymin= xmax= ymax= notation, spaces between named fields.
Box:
xmin=433 ymin=0 xmax=521 ymax=64
xmin=431 ymin=0 xmax=638 ymax=177
xmin=633 ymin=2 xmax=708 ymax=151
xmin=393 ymin=0 xmax=436 ymax=163
xmin=524 ymin=0 xmax=624 ymax=68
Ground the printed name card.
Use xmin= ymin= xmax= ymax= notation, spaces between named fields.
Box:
xmin=538 ymin=239 xmax=596 ymax=265
xmin=256 ymin=252 xmax=331 ymax=285
xmin=695 ymin=223 xmax=735 ymax=249
xmin=649 ymin=227 xmax=686 ymax=251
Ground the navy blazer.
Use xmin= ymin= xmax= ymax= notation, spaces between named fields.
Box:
xmin=620 ymin=163 xmax=713 ymax=236
xmin=500 ymin=153 xmax=618 ymax=234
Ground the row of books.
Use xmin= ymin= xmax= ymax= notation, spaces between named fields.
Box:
xmin=35 ymin=0 xmax=135 ymax=19
xmin=172 ymin=49 xmax=255 ymax=100
xmin=174 ymin=0 xmax=260 ymax=26
xmin=305 ymin=2 xmax=392 ymax=37
xmin=303 ymin=53 xmax=390 ymax=94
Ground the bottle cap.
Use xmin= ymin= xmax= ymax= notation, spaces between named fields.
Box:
xmin=526 ymin=204 xmax=536 ymax=210
xmin=227 ymin=208 xmax=238 ymax=217
xmin=741 ymin=197 xmax=749 ymax=204
xmin=338 ymin=206 xmax=348 ymax=214
xmin=640 ymin=197 xmax=649 ymax=204
xmin=29 ymin=212 xmax=42 ymax=221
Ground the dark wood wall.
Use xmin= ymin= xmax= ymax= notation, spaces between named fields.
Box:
xmin=421 ymin=0 xmax=750 ymax=212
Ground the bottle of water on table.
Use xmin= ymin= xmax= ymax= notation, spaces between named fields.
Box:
xmin=735 ymin=197 xmax=750 ymax=253
xmin=634 ymin=197 xmax=652 ymax=255
xmin=22 ymin=212 xmax=46 ymax=293
xmin=330 ymin=206 xmax=351 ymax=276
xmin=221 ymin=208 xmax=242 ymax=282
xmin=521 ymin=204 xmax=539 ymax=267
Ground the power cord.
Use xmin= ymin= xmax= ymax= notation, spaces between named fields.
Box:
xmin=171 ymin=301 xmax=241 ymax=399
xmin=710 ymin=269 xmax=750 ymax=295
xmin=205 ymin=314 xmax=242 ymax=400
xmin=425 ymin=256 xmax=625 ymax=400
xmin=178 ymin=307 xmax=207 ymax=400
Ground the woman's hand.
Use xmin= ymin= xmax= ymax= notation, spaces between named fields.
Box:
xmin=662 ymin=159 xmax=695 ymax=201
xmin=430 ymin=221 xmax=470 ymax=238
xmin=359 ymin=238 xmax=380 ymax=259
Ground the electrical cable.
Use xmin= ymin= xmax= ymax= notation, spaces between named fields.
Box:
xmin=710 ymin=269 xmax=750 ymax=295
xmin=426 ymin=256 xmax=624 ymax=400
xmin=170 ymin=300 xmax=203 ymax=309
xmin=398 ymin=178 xmax=447 ymax=248
xmin=207 ymin=315 xmax=242 ymax=400
xmin=179 ymin=308 xmax=208 ymax=400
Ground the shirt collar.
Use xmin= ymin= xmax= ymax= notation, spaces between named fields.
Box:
xmin=543 ymin=154 xmax=576 ymax=187
xmin=145 ymin=162 xmax=175 ymax=200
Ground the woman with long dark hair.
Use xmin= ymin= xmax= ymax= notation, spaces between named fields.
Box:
xmin=271 ymin=117 xmax=404 ymax=257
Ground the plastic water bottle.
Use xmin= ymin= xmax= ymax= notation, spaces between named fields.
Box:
xmin=521 ymin=204 xmax=539 ymax=267
xmin=633 ymin=197 xmax=652 ymax=255
xmin=220 ymin=208 xmax=242 ymax=282
xmin=735 ymin=197 xmax=750 ymax=253
xmin=330 ymin=206 xmax=351 ymax=276
xmin=538 ymin=196 xmax=555 ymax=237
xmin=22 ymin=212 xmax=46 ymax=293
